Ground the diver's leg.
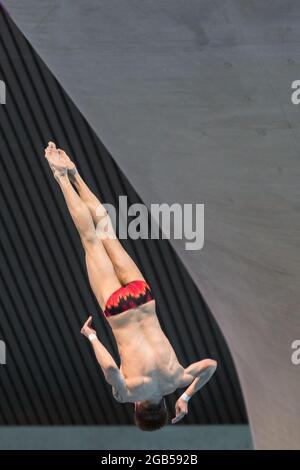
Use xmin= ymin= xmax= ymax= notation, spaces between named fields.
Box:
xmin=73 ymin=171 xmax=146 ymax=285
xmin=45 ymin=142 xmax=121 ymax=309
xmin=54 ymin=146 xmax=145 ymax=285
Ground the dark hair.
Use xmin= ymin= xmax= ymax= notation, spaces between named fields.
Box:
xmin=134 ymin=399 xmax=168 ymax=431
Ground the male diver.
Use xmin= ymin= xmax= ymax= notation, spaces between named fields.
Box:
xmin=44 ymin=142 xmax=217 ymax=431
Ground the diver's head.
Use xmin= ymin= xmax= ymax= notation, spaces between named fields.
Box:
xmin=134 ymin=398 xmax=168 ymax=431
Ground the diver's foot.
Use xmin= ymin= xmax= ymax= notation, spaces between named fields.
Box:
xmin=44 ymin=142 xmax=76 ymax=181
xmin=44 ymin=141 xmax=67 ymax=180
xmin=57 ymin=147 xmax=77 ymax=181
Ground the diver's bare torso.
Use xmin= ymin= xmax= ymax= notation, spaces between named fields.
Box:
xmin=107 ymin=300 xmax=189 ymax=402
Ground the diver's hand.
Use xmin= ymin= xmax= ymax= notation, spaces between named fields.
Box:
xmin=172 ymin=397 xmax=188 ymax=424
xmin=112 ymin=386 xmax=125 ymax=403
xmin=81 ymin=316 xmax=96 ymax=338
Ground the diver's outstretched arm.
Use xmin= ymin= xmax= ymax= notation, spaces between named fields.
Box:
xmin=81 ymin=316 xmax=127 ymax=400
xmin=172 ymin=359 xmax=217 ymax=424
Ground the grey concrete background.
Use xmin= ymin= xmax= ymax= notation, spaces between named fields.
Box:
xmin=3 ymin=0 xmax=300 ymax=449
xmin=0 ymin=425 xmax=252 ymax=450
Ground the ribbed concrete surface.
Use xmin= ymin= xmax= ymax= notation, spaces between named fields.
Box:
xmin=3 ymin=0 xmax=300 ymax=449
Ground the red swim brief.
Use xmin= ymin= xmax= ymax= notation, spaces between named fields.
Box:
xmin=103 ymin=280 xmax=154 ymax=318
